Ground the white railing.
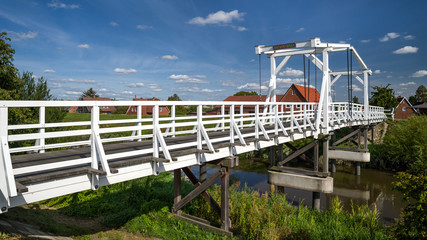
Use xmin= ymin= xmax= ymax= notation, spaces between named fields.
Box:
xmin=0 ymin=100 xmax=386 ymax=200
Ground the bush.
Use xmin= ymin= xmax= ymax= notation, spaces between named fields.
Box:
xmin=392 ymin=172 xmax=427 ymax=239
xmin=369 ymin=115 xmax=427 ymax=174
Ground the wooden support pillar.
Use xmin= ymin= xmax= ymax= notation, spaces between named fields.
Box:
xmin=312 ymin=192 xmax=320 ymax=211
xmin=269 ymin=146 xmax=276 ymax=167
xmin=278 ymin=144 xmax=283 ymax=163
xmin=174 ymin=169 xmax=181 ymax=216
xmin=199 ymin=163 xmax=207 ymax=183
xmin=371 ymin=126 xmax=374 ymax=144
xmin=221 ymin=166 xmax=230 ymax=231
xmin=357 ymin=127 xmax=361 ymax=149
xmin=363 ymin=127 xmax=368 ymax=151
xmin=323 ymin=135 xmax=330 ymax=174
xmin=314 ymin=140 xmax=319 ymax=172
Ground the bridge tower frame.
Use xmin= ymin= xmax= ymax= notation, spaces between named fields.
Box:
xmin=255 ymin=38 xmax=372 ymax=136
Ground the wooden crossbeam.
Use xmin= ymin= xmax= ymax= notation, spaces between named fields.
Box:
xmin=333 ymin=128 xmax=360 ymax=146
xmin=284 ymin=142 xmax=313 ymax=162
xmin=182 ymin=167 xmax=222 ymax=217
xmin=173 ymin=169 xmax=224 ymax=212
xmin=278 ymin=140 xmax=318 ymax=166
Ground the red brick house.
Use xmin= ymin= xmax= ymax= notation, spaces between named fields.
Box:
xmin=394 ymin=97 xmax=417 ymax=120
xmin=126 ymin=97 xmax=170 ymax=115
xmin=212 ymin=84 xmax=320 ymax=114
xmin=69 ymin=97 xmax=116 ymax=114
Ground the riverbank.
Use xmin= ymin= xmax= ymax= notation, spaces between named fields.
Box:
xmin=0 ymin=172 xmax=393 ymax=239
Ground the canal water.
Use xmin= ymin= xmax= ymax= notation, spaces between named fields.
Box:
xmin=191 ymin=158 xmax=404 ymax=224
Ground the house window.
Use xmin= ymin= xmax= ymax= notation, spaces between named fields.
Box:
xmin=292 ymin=90 xmax=295 ymax=95
xmin=402 ymin=107 xmax=406 ymax=111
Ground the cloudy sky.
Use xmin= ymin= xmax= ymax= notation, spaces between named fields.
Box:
xmin=1 ymin=0 xmax=426 ymax=101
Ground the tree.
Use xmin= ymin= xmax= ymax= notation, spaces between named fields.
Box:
xmin=0 ymin=32 xmax=22 ymax=100
xmin=369 ymin=84 xmax=398 ymax=109
xmin=80 ymin=88 xmax=99 ymax=100
xmin=167 ymin=94 xmax=186 ymax=115
xmin=234 ymin=91 xmax=258 ymax=96
xmin=167 ymin=93 xmax=182 ymax=101
xmin=415 ymin=85 xmax=427 ymax=102
xmin=409 ymin=95 xmax=417 ymax=105
xmin=352 ymin=96 xmax=360 ymax=104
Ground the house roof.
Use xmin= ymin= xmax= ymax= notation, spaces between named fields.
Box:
xmin=413 ymin=102 xmax=427 ymax=109
xmin=133 ymin=97 xmax=160 ymax=101
xmin=223 ymin=95 xmax=284 ymax=102
xmin=396 ymin=97 xmax=417 ymax=113
xmin=291 ymin=84 xmax=320 ymax=102
xmin=83 ymin=97 xmax=111 ymax=101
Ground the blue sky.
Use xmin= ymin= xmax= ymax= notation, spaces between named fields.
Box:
xmin=1 ymin=0 xmax=426 ymax=101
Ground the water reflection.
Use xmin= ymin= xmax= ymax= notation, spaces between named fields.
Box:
xmin=191 ymin=161 xmax=403 ymax=224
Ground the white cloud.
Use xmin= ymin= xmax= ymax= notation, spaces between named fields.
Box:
xmin=110 ymin=21 xmax=119 ymax=27
xmin=168 ymin=74 xmax=209 ymax=84
xmin=188 ymin=10 xmax=245 ymax=26
xmin=374 ymin=70 xmax=383 ymax=74
xmin=379 ymin=32 xmax=400 ymax=42
xmin=278 ymin=67 xmax=304 ymax=77
xmin=404 ymin=35 xmax=415 ymax=40
xmin=53 ymin=78 xmax=96 ymax=84
xmin=237 ymin=26 xmax=247 ymax=31
xmin=221 ymin=81 xmax=237 ymax=87
xmin=77 ymin=44 xmax=90 ymax=49
xmin=352 ymin=84 xmax=362 ymax=92
xmin=339 ymin=40 xmax=347 ymax=44
xmin=412 ymin=70 xmax=427 ymax=78
xmin=65 ymin=91 xmax=81 ymax=95
xmin=237 ymin=83 xmax=268 ymax=90
xmin=136 ymin=25 xmax=153 ymax=30
xmin=399 ymin=81 xmax=416 ymax=86
xmin=249 ymin=59 xmax=255 ymax=63
xmin=393 ymin=46 xmax=418 ymax=54
xmin=99 ymin=88 xmax=109 ymax=92
xmin=47 ymin=0 xmax=79 ymax=9
xmin=277 ymin=78 xmax=304 ymax=84
xmin=9 ymin=31 xmax=38 ymax=41
xmin=114 ymin=68 xmax=137 ymax=74
xmin=43 ymin=69 xmax=56 ymax=73
xmin=48 ymin=82 xmax=62 ymax=89
xmin=122 ymin=82 xmax=144 ymax=88
xmin=220 ymin=69 xmax=244 ymax=74
xmin=360 ymin=39 xmax=371 ymax=43
xmin=162 ymin=55 xmax=179 ymax=60
xmin=122 ymin=91 xmax=133 ymax=95
xmin=175 ymin=87 xmax=224 ymax=93
xmin=151 ymin=88 xmax=162 ymax=92
xmin=296 ymin=27 xmax=304 ymax=32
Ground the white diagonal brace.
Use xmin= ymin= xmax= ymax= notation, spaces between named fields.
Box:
xmin=0 ymin=136 xmax=17 ymax=197
xmin=276 ymin=117 xmax=289 ymax=136
xmin=155 ymin=127 xmax=172 ymax=161
xmin=200 ymin=125 xmax=215 ymax=152
xmin=94 ymin=133 xmax=111 ymax=176
xmin=232 ymin=122 xmax=247 ymax=145
xmin=257 ymin=119 xmax=270 ymax=140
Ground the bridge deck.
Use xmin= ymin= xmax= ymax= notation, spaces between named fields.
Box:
xmin=12 ymin=125 xmax=277 ymax=187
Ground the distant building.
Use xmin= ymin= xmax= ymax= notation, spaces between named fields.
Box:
xmin=394 ymin=97 xmax=417 ymax=120
xmin=126 ymin=97 xmax=170 ymax=115
xmin=413 ymin=102 xmax=427 ymax=115
xmin=209 ymin=84 xmax=320 ymax=114
xmin=69 ymin=97 xmax=116 ymax=114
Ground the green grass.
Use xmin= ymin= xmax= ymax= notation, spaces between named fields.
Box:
xmin=39 ymin=172 xmax=392 ymax=240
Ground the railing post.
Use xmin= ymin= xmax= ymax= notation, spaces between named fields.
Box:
xmin=290 ymin=104 xmax=294 ymax=131
xmin=274 ymin=103 xmax=278 ymax=137
xmin=197 ymin=105 xmax=202 ymax=151
xmin=255 ymin=104 xmax=259 ymax=139
xmin=322 ymin=49 xmax=330 ymax=134
xmin=137 ymin=105 xmax=142 ymax=141
xmin=240 ymin=104 xmax=244 ymax=129
xmin=153 ymin=104 xmax=159 ymax=159
xmin=39 ymin=106 xmax=45 ymax=153
xmin=172 ymin=104 xmax=176 ymax=137
xmin=230 ymin=105 xmax=234 ymax=145
xmin=91 ymin=105 xmax=99 ymax=189
xmin=221 ymin=104 xmax=225 ymax=131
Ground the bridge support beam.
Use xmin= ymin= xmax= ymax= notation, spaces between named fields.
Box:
xmin=199 ymin=163 xmax=207 ymax=183
xmin=172 ymin=162 xmax=232 ymax=235
xmin=312 ymin=192 xmax=321 ymax=211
